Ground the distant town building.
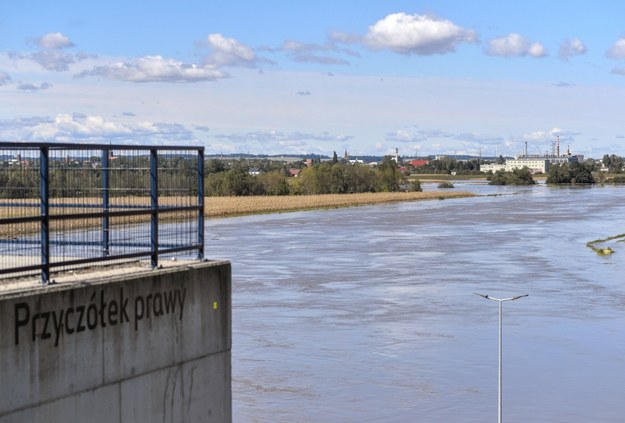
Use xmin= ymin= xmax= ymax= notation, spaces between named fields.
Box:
xmin=482 ymin=137 xmax=582 ymax=174
xmin=480 ymin=163 xmax=506 ymax=173
xmin=410 ymin=159 xmax=430 ymax=167
xmin=505 ymin=158 xmax=550 ymax=173
xmin=391 ymin=148 xmax=400 ymax=163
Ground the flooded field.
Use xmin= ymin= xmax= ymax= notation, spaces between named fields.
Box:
xmin=205 ymin=182 xmax=625 ymax=422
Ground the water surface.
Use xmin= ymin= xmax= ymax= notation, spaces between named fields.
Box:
xmin=205 ymin=183 xmax=625 ymax=422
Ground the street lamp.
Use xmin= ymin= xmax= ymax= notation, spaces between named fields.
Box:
xmin=475 ymin=293 xmax=528 ymax=423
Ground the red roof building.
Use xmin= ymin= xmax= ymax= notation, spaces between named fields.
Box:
xmin=410 ymin=159 xmax=430 ymax=167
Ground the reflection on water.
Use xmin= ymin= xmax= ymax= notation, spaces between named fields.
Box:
xmin=205 ymin=183 xmax=625 ymax=422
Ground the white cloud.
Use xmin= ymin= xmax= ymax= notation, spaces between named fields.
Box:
xmin=30 ymin=50 xmax=77 ymax=71
xmin=522 ymin=128 xmax=562 ymax=143
xmin=17 ymin=82 xmax=52 ymax=92
xmin=486 ymin=33 xmax=547 ymax=58
xmin=554 ymin=81 xmax=576 ymax=87
xmin=37 ymin=32 xmax=74 ymax=49
xmin=329 ymin=31 xmax=361 ymax=45
xmin=386 ymin=129 xmax=427 ymax=143
xmin=75 ymin=55 xmax=227 ymax=83
xmin=364 ymin=13 xmax=477 ymax=55
xmin=611 ymin=67 xmax=625 ymax=75
xmin=215 ymin=130 xmax=352 ymax=144
xmin=292 ymin=54 xmax=349 ymax=65
xmin=281 ymin=39 xmax=356 ymax=65
xmin=75 ymin=34 xmax=267 ymax=83
xmin=0 ymin=114 xmax=195 ymax=143
xmin=0 ymin=71 xmax=11 ymax=86
xmin=386 ymin=127 xmax=456 ymax=143
xmin=559 ymin=38 xmax=587 ymax=60
xmin=210 ymin=130 xmax=353 ymax=155
xmin=527 ymin=43 xmax=548 ymax=58
xmin=32 ymin=114 xmax=130 ymax=140
xmin=205 ymin=34 xmax=261 ymax=67
xmin=453 ymin=132 xmax=504 ymax=144
xmin=10 ymin=33 xmax=89 ymax=72
xmin=607 ymin=38 xmax=625 ymax=59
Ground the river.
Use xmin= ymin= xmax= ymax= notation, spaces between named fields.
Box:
xmin=204 ymin=181 xmax=625 ymax=422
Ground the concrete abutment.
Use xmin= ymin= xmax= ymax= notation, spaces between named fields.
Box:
xmin=0 ymin=260 xmax=231 ymax=423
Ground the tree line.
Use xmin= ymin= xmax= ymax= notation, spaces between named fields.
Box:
xmin=205 ymin=156 xmax=421 ymax=196
xmin=0 ymin=155 xmax=201 ymax=198
xmin=2 ymin=152 xmax=624 ymax=197
xmin=408 ymin=157 xmax=483 ymax=175
xmin=488 ymin=161 xmax=600 ymax=185
xmin=0 ymin=155 xmax=420 ymax=198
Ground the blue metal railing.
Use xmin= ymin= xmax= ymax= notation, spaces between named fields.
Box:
xmin=0 ymin=142 xmax=205 ymax=284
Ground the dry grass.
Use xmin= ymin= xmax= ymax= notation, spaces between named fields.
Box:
xmin=0 ymin=191 xmax=475 ymax=236
xmin=204 ymin=191 xmax=475 ymax=217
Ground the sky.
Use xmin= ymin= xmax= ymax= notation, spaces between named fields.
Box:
xmin=2 ymin=1 xmax=625 ymax=158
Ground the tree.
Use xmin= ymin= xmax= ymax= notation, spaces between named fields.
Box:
xmin=546 ymin=163 xmax=571 ymax=184
xmin=601 ymin=154 xmax=624 ymax=173
xmin=569 ymin=162 xmax=595 ymax=184
xmin=257 ymin=170 xmax=290 ymax=195
xmin=376 ymin=156 xmax=402 ymax=191
xmin=206 ymin=159 xmax=226 ymax=174
xmin=546 ymin=162 xmax=595 ymax=184
xmin=584 ymin=158 xmax=599 ymax=173
xmin=488 ymin=167 xmax=535 ymax=185
xmin=343 ymin=163 xmax=377 ymax=193
xmin=609 ymin=155 xmax=624 ymax=173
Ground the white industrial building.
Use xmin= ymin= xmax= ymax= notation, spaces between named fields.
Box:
xmin=482 ymin=137 xmax=582 ymax=174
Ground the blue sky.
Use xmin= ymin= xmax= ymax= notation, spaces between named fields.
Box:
xmin=2 ymin=1 xmax=625 ymax=158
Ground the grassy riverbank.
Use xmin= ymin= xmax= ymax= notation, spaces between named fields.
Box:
xmin=204 ymin=191 xmax=475 ymax=218
xmin=0 ymin=191 xmax=474 ymax=237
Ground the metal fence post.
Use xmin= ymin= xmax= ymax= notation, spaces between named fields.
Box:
xmin=0 ymin=143 xmax=203 ymax=281
xmin=150 ymin=149 xmax=158 ymax=268
xmin=40 ymin=147 xmax=50 ymax=284
xmin=101 ymin=149 xmax=110 ymax=257
xmin=197 ymin=148 xmax=204 ymax=260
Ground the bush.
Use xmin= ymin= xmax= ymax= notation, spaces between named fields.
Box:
xmin=546 ymin=162 xmax=595 ymax=184
xmin=489 ymin=168 xmax=535 ymax=185
xmin=438 ymin=181 xmax=454 ymax=189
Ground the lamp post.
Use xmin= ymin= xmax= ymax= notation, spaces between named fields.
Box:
xmin=475 ymin=293 xmax=528 ymax=423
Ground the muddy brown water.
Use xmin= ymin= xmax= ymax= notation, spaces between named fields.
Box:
xmin=205 ymin=182 xmax=625 ymax=422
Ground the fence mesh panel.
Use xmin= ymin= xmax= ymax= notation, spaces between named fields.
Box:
xmin=0 ymin=143 xmax=204 ymax=283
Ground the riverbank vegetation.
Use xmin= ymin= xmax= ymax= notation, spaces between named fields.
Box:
xmin=408 ymin=156 xmax=483 ymax=175
xmin=487 ymin=167 xmax=535 ymax=185
xmin=546 ymin=162 xmax=595 ymax=184
xmin=204 ymin=191 xmax=475 ymax=218
xmin=205 ymin=156 xmax=422 ymax=196
xmin=0 ymin=191 xmax=475 ymax=237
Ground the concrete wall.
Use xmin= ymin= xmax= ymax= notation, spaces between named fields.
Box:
xmin=0 ymin=260 xmax=231 ymax=423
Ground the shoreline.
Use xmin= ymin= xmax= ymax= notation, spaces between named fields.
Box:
xmin=204 ymin=191 xmax=476 ymax=218
xmin=0 ymin=191 xmax=475 ymax=237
